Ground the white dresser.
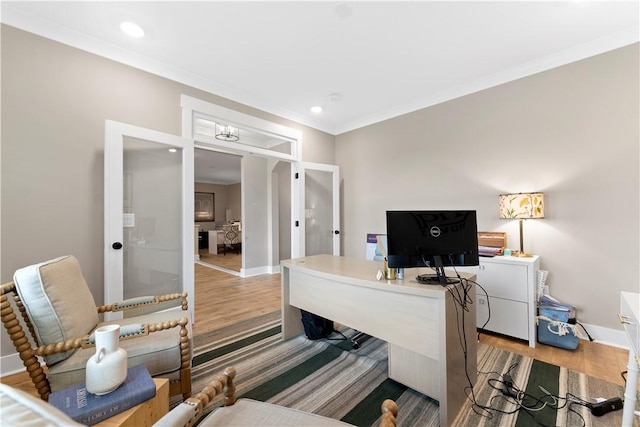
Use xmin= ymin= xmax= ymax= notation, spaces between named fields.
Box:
xmin=620 ymin=291 xmax=639 ymax=426
xmin=459 ymin=255 xmax=540 ymax=347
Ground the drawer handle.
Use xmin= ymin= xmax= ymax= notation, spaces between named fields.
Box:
xmin=618 ymin=313 xmax=632 ymax=324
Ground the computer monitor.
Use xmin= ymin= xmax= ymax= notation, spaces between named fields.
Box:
xmin=386 ymin=210 xmax=479 ymax=285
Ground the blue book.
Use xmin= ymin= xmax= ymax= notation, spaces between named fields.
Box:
xmin=49 ymin=364 xmax=156 ymax=425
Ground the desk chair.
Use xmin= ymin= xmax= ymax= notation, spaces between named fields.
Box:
xmin=222 ymin=224 xmax=241 ymax=255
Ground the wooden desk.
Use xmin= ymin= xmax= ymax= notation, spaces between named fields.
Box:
xmin=281 ymin=255 xmax=477 ymax=427
xmin=95 ymin=378 xmax=169 ymax=427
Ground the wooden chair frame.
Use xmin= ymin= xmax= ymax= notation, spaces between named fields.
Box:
xmin=171 ymin=367 xmax=398 ymax=427
xmin=0 ymin=281 xmax=192 ymax=402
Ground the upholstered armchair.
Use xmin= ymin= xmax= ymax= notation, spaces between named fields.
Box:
xmin=0 ymin=255 xmax=191 ymax=402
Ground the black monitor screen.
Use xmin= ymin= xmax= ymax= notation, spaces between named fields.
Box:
xmin=386 ymin=210 xmax=479 ymax=284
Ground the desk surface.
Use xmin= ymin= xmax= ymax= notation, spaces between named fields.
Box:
xmin=282 ymin=254 xmax=473 ymax=298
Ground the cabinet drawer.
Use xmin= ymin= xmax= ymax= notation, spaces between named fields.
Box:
xmin=476 ymin=295 xmax=529 ymax=341
xmin=477 ymin=262 xmax=528 ymax=302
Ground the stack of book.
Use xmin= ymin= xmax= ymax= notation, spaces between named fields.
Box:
xmin=49 ymin=364 xmax=156 ymax=425
xmin=478 ymin=245 xmax=502 ymax=257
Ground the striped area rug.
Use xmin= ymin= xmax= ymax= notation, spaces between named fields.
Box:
xmin=453 ymin=344 xmax=631 ymax=427
xmin=191 ymin=327 xmax=631 ymax=427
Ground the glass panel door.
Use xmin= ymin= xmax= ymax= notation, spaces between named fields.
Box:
xmin=293 ymin=162 xmax=340 ymax=257
xmin=122 ymin=136 xmax=183 ymax=298
xmin=304 ymin=169 xmax=334 ymax=256
xmin=105 ymin=121 xmax=194 ymax=320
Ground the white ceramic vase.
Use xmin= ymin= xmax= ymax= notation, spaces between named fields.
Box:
xmin=85 ymin=324 xmax=128 ymax=395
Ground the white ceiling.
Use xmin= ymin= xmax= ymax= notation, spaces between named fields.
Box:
xmin=2 ymin=1 xmax=638 ymax=184
xmin=194 ymin=148 xmax=242 ymax=185
xmin=2 ymin=1 xmax=638 ymax=137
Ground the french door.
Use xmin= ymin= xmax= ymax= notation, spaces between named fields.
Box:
xmin=104 ymin=121 xmax=194 ymax=320
xmin=294 ymin=162 xmax=340 ymax=257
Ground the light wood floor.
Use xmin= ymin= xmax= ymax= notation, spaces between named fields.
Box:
xmin=192 ymin=260 xmax=280 ymax=337
xmin=2 ymin=263 xmax=633 ymax=395
xmin=198 ymin=248 xmax=242 ymax=273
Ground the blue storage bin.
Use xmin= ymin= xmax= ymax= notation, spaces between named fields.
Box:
xmin=539 ymin=306 xmax=574 ymax=322
xmin=537 ymin=318 xmax=579 ymax=350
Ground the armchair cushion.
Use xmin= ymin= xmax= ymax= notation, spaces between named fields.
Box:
xmin=13 ymin=255 xmax=99 ymax=365
xmin=47 ymin=309 xmax=192 ymax=392
xmin=200 ymin=398 xmax=354 ymax=426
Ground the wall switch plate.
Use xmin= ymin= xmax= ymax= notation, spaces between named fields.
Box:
xmin=123 ymin=213 xmax=135 ymax=228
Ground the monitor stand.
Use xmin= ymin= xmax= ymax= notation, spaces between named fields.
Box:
xmin=416 ymin=256 xmax=460 ymax=286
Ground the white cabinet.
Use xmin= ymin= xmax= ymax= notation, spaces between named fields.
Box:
xmin=459 ymin=255 xmax=539 ymax=347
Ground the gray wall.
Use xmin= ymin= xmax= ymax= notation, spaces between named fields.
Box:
xmin=228 ymin=183 xmax=242 ymax=224
xmin=0 ymin=25 xmax=335 ymax=357
xmin=194 ymin=182 xmax=242 ymax=231
xmin=335 ymin=44 xmax=639 ymax=333
xmin=242 ymin=157 xmax=269 ymax=270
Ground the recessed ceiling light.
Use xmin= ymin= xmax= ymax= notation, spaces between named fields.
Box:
xmin=120 ymin=21 xmax=145 ymax=38
xmin=310 ymin=106 xmax=323 ymax=113
xmin=168 ymin=148 xmax=177 ymax=153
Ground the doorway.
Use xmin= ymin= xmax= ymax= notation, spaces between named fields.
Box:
xmin=182 ymin=95 xmax=339 ymax=332
xmin=194 ymin=148 xmax=243 ymax=274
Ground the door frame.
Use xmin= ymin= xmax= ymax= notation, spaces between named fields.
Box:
xmin=104 ymin=120 xmax=194 ymax=320
xmin=181 ymin=95 xmax=304 ymax=270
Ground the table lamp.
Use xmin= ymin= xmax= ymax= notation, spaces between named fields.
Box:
xmin=499 ymin=192 xmax=544 ymax=257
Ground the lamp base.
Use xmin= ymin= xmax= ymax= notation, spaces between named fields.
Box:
xmin=512 ymin=251 xmax=534 ymax=258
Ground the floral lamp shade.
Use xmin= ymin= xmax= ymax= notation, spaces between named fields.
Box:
xmin=499 ymin=193 xmax=545 ymax=220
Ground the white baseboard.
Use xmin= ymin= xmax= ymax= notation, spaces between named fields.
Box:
xmin=578 ymin=323 xmax=629 ymax=349
xmin=241 ymin=264 xmax=281 ymax=277
xmin=1 ymin=353 xmax=44 ymax=377
xmin=241 ymin=266 xmax=271 ymax=277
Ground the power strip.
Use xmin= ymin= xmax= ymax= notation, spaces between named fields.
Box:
xmin=590 ymin=397 xmax=623 ymax=416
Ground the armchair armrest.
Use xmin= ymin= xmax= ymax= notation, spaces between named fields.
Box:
xmin=379 ymin=399 xmax=399 ymax=427
xmin=33 ymin=317 xmax=189 ymax=356
xmin=154 ymin=366 xmax=236 ymax=427
xmin=98 ymin=292 xmax=189 ymax=314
